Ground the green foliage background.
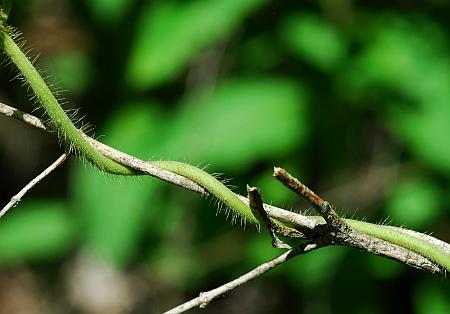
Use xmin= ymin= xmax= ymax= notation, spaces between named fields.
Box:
xmin=0 ymin=0 xmax=449 ymax=313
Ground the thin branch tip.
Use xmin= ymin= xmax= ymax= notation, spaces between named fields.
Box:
xmin=1 ymin=153 xmax=67 ymax=218
xmin=247 ymin=185 xmax=292 ymax=249
xmin=273 ymin=166 xmax=283 ymax=177
xmin=272 ymin=167 xmax=350 ymax=232
xmin=246 ymin=185 xmax=258 ymax=193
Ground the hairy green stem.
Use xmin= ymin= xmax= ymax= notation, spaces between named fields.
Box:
xmin=1 ymin=24 xmax=448 ymax=272
xmin=345 ymin=219 xmax=450 ymax=271
xmin=0 ymin=31 xmax=134 ymax=174
xmin=151 ymin=161 xmax=258 ymax=224
xmin=152 ymin=161 xmax=449 ymax=271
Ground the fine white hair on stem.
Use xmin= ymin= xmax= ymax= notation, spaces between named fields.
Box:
xmin=0 ymin=102 xmax=447 ymax=276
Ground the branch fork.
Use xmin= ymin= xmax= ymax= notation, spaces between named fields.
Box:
xmin=2 ymin=102 xmax=448 ymax=314
xmin=1 ymin=5 xmax=448 ymax=312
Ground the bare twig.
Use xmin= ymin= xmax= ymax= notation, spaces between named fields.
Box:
xmin=0 ymin=102 xmax=207 ymax=195
xmin=272 ymin=167 xmax=442 ymax=274
xmin=163 ymin=242 xmax=322 ymax=314
xmin=274 ymin=167 xmax=349 ymax=232
xmin=237 ymin=194 xmax=320 ymax=230
xmin=1 ymin=153 xmax=67 ymax=218
xmin=87 ymin=137 xmax=207 ymax=195
xmin=0 ymin=101 xmax=47 ymax=130
xmin=0 ymin=101 xmax=445 ymax=274
xmin=247 ymin=185 xmax=292 ymax=249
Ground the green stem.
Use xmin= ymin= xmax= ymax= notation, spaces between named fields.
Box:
xmin=0 ymin=31 xmax=134 ymax=174
xmin=152 ymin=161 xmax=450 ymax=271
xmin=345 ymin=219 xmax=450 ymax=271
xmin=1 ymin=24 xmax=448 ymax=272
xmin=151 ymin=161 xmax=258 ymax=224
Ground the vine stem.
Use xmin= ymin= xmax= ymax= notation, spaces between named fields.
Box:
xmin=1 ymin=101 xmax=447 ymax=275
xmin=1 ymin=22 xmax=449 ymax=274
xmin=274 ymin=167 xmax=450 ymax=271
xmin=1 ymin=31 xmax=134 ymax=175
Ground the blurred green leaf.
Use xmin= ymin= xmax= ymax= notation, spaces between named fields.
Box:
xmin=0 ymin=200 xmax=76 ymax=264
xmin=163 ymin=78 xmax=308 ymax=172
xmin=240 ymin=34 xmax=281 ymax=71
xmin=280 ymin=13 xmax=346 ymax=70
xmin=344 ymin=16 xmax=448 ymax=100
xmin=387 ymin=98 xmax=450 ymax=175
xmin=126 ymin=0 xmax=268 ymax=89
xmin=414 ymin=279 xmax=450 ymax=314
xmin=245 ymin=234 xmax=281 ymax=267
xmin=386 ymin=179 xmax=442 ymax=229
xmin=252 ymin=171 xmax=294 ymax=205
xmin=285 ymin=247 xmax=345 ymax=288
xmin=71 ymin=102 xmax=167 ymax=266
xmin=101 ymin=101 xmax=168 ymax=156
xmin=342 ymin=16 xmax=450 ymax=175
xmin=45 ymin=52 xmax=92 ymax=94
xmin=82 ymin=0 xmax=133 ymax=25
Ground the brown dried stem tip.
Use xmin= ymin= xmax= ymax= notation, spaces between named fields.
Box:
xmin=273 ymin=167 xmax=349 ymax=233
xmin=247 ymin=185 xmax=291 ymax=249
